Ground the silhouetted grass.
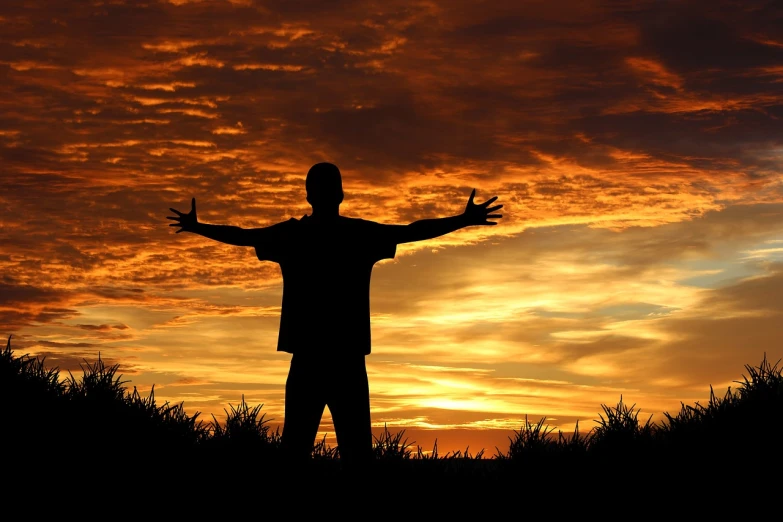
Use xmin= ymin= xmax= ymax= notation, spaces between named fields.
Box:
xmin=3 ymin=334 xmax=782 ymax=491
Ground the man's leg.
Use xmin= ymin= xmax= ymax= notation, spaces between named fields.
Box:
xmin=328 ymin=356 xmax=373 ymax=468
xmin=281 ymin=354 xmax=326 ymax=462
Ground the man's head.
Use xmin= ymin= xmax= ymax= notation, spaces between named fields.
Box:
xmin=306 ymin=162 xmax=344 ymax=209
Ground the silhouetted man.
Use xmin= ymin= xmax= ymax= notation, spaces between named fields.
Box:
xmin=167 ymin=162 xmax=502 ymax=467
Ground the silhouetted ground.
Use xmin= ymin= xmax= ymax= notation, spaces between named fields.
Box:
xmin=3 ymin=335 xmax=781 ymax=507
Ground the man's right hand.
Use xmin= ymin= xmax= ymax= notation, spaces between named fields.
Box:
xmin=462 ymin=189 xmax=503 ymax=226
xmin=168 ymin=198 xmax=199 ymax=233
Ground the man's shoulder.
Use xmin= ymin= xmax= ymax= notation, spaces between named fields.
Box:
xmin=251 ymin=217 xmax=301 ymax=246
xmin=255 ymin=217 xmax=299 ymax=237
xmin=340 ymin=216 xmax=398 ymax=251
xmin=339 ymin=216 xmax=383 ymax=228
xmin=273 ymin=216 xmax=302 ymax=228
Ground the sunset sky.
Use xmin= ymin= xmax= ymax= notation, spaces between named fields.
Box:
xmin=2 ymin=0 xmax=782 ymax=454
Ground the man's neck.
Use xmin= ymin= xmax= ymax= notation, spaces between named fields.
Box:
xmin=310 ymin=206 xmax=340 ymax=220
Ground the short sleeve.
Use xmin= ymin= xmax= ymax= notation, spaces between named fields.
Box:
xmin=363 ymin=220 xmax=397 ymax=263
xmin=254 ymin=218 xmax=297 ymax=263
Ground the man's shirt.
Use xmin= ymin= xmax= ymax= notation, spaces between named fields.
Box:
xmin=254 ymin=215 xmax=397 ymax=356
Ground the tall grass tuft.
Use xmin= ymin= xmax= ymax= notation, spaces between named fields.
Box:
xmin=373 ymin=424 xmax=414 ymax=460
xmin=313 ymin=433 xmax=340 ymax=460
xmin=206 ymin=394 xmax=281 ymax=461
xmin=209 ymin=395 xmax=279 ymax=444
xmin=498 ymin=415 xmax=557 ymax=462
xmin=590 ymin=395 xmax=655 ymax=459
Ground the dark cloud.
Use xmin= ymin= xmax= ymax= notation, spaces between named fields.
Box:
xmin=75 ymin=323 xmax=129 ymax=331
xmin=630 ymin=1 xmax=783 ymax=72
xmin=0 ymin=282 xmax=63 ymax=306
xmin=38 ymin=340 xmax=99 ymax=348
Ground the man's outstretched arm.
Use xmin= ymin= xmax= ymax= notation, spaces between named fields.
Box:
xmin=167 ymin=198 xmax=268 ymax=247
xmin=389 ymin=189 xmax=502 ymax=244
